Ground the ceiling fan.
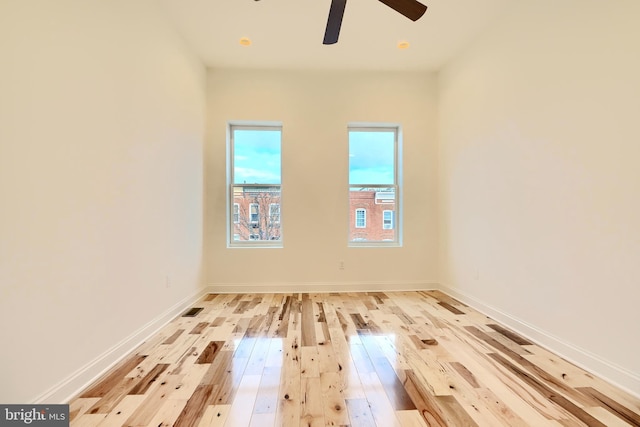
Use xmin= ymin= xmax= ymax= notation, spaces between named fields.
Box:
xmin=323 ymin=0 xmax=427 ymax=45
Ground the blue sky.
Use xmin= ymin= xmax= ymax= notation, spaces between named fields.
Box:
xmin=233 ymin=128 xmax=394 ymax=185
xmin=233 ymin=129 xmax=282 ymax=184
xmin=349 ymin=130 xmax=395 ymax=185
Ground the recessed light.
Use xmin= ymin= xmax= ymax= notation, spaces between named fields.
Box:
xmin=239 ymin=37 xmax=252 ymax=47
xmin=397 ymin=41 xmax=410 ymax=50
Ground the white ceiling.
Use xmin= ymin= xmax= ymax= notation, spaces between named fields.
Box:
xmin=159 ymin=0 xmax=513 ymax=71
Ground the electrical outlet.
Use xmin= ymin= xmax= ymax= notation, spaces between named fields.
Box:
xmin=338 ymin=261 xmax=345 ymax=270
xmin=165 ymin=275 xmax=170 ymax=288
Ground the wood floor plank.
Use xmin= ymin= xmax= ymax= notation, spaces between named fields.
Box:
xmin=300 ymin=377 xmax=325 ymax=427
xmin=148 ymin=399 xmax=188 ymax=427
xmin=123 ymin=373 xmax=184 ymax=426
xmin=300 ymin=345 xmax=320 ymax=378
xmin=252 ymin=366 xmax=281 ymax=416
xmin=171 ymin=363 xmax=210 ymax=400
xmin=389 ymin=305 xmax=416 ymax=325
xmin=69 ymin=413 xmax=104 ymax=427
xmin=244 ymin=337 xmax=271 ymax=375
xmin=211 ymin=317 xmax=226 ymax=327
xmin=405 ymin=346 xmax=456 ymax=396
xmin=436 ymin=395 xmax=480 ymax=426
xmin=577 ymin=386 xmax=640 ymax=426
xmin=360 ymin=334 xmax=416 ymax=411
xmin=466 ymin=326 xmax=602 ymax=408
xmin=358 ymin=371 xmax=403 ymax=427
xmin=163 ymin=329 xmax=185 ymax=345
xmin=159 ymin=333 xmax=200 ymax=367
xmin=438 ymin=301 xmax=465 ymax=315
xmin=474 ymin=387 xmax=531 ymax=427
xmin=189 ymin=322 xmax=209 ymax=335
xmin=450 ymin=361 xmax=480 ymax=388
xmin=396 ymin=409 xmax=430 ymax=427
xmin=205 ymin=404 xmax=231 ymax=427
xmin=128 ymin=363 xmax=169 ymax=395
xmin=85 ymin=377 xmax=137 ymax=414
xmin=346 ymin=398 xmax=377 ymax=427
xmin=487 ymin=323 xmax=533 ymax=345
xmin=264 ymin=336 xmax=284 ymax=368
xmin=301 ymin=293 xmax=317 ymax=347
xmin=489 ymin=353 xmax=607 ymax=427
xmin=79 ymin=354 xmax=146 ymax=398
xmin=316 ymin=340 xmax=339 ymax=374
xmin=327 ymin=327 xmax=367 ymax=400
xmin=224 ymin=375 xmax=261 ymax=427
xmin=195 ymin=340 xmax=224 ymax=364
xmin=68 ymin=291 xmax=640 ymax=427
xmin=213 ymin=348 xmax=252 ymax=405
xmin=245 ymin=314 xmax=266 ymax=337
xmin=248 ymin=413 xmax=276 ymax=427
xmin=95 ymin=394 xmax=146 ymax=427
xmin=275 ymin=333 xmax=302 ymax=426
xmin=400 ymin=369 xmax=449 ymax=427
xmin=69 ymin=398 xmax=100 ymax=422
xmin=320 ymin=372 xmax=350 ymax=426
xmin=584 ymin=406 xmax=638 ymax=427
xmin=437 ymin=328 xmax=569 ymax=424
xmin=173 ymin=384 xmax=216 ymax=427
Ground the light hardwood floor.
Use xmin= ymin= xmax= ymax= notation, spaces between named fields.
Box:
xmin=69 ymin=291 xmax=640 ymax=426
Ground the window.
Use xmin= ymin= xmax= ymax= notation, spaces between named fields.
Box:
xmin=229 ymin=124 xmax=282 ymax=246
xmin=269 ymin=203 xmax=280 ymax=224
xmin=355 ymin=209 xmax=366 ymax=228
xmin=383 ymin=210 xmax=393 ymax=229
xmin=349 ymin=125 xmax=400 ymax=245
xmin=250 ymin=203 xmax=259 ymax=223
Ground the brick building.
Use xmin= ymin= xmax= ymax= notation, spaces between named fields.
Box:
xmin=233 ymin=186 xmax=281 ymax=241
xmin=349 ymin=189 xmax=396 ymax=242
xmin=233 ymin=187 xmax=395 ymax=242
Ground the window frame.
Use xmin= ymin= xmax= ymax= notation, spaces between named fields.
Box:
xmin=249 ymin=203 xmax=259 ymax=223
xmin=383 ymin=210 xmax=394 ymax=230
xmin=355 ymin=208 xmax=367 ymax=228
xmin=233 ymin=203 xmax=240 ymax=224
xmin=348 ymin=124 xmax=402 ymax=247
xmin=269 ymin=203 xmax=280 ymax=224
xmin=228 ymin=122 xmax=283 ymax=248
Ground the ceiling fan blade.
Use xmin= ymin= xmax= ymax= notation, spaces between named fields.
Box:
xmin=323 ymin=0 xmax=347 ymax=45
xmin=377 ymin=0 xmax=427 ymax=21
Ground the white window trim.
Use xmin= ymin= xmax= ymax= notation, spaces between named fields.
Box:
xmin=355 ymin=209 xmax=366 ymax=228
xmin=233 ymin=203 xmax=240 ymax=223
xmin=348 ymin=124 xmax=402 ymax=247
xmin=269 ymin=203 xmax=280 ymax=223
xmin=383 ymin=210 xmax=393 ymax=230
xmin=250 ymin=203 xmax=259 ymax=223
xmin=228 ymin=122 xmax=283 ymax=248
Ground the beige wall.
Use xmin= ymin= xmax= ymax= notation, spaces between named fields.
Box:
xmin=206 ymin=69 xmax=438 ymax=291
xmin=438 ymin=0 xmax=640 ymax=393
xmin=0 ymin=0 xmax=206 ymax=403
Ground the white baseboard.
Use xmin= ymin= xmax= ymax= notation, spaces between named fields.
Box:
xmin=207 ymin=281 xmax=438 ymax=294
xmin=33 ymin=288 xmax=208 ymax=404
xmin=439 ymin=283 xmax=640 ymax=399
